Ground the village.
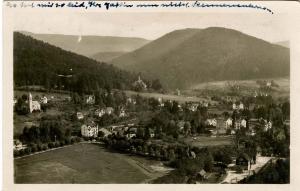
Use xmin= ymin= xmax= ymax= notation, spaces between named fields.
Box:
xmin=13 ymin=76 xmax=290 ymax=184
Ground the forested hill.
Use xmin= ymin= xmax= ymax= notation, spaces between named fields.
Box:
xmin=13 ymin=32 xmax=138 ymax=94
xmin=111 ymin=27 xmax=290 ymax=90
xmin=20 ymin=31 xmax=150 ymax=58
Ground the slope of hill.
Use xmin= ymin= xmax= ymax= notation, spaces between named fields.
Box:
xmin=276 ymin=41 xmax=290 ymax=48
xmin=20 ymin=31 xmax=150 ymax=59
xmin=91 ymin=51 xmax=127 ymax=63
xmin=14 ymin=32 xmax=138 ymax=93
xmin=111 ymin=27 xmax=290 ymax=89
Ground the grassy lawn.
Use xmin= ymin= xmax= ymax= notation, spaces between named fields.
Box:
xmin=182 ymin=135 xmax=234 ymax=148
xmin=14 ymin=143 xmax=169 ymax=184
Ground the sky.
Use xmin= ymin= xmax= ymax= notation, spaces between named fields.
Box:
xmin=13 ymin=11 xmax=289 ymax=43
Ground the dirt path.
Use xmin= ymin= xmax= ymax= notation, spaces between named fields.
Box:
xmin=221 ymin=156 xmax=273 ymax=183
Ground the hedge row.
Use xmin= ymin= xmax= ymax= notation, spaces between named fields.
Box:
xmin=14 ymin=137 xmax=82 ymax=157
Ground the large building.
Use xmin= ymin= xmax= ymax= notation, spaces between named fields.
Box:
xmin=81 ymin=121 xmax=98 ymax=137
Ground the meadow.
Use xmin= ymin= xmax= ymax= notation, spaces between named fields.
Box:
xmin=14 ymin=143 xmax=170 ymax=183
xmin=182 ymin=135 xmax=234 ymax=148
xmin=125 ymin=90 xmax=216 ymax=104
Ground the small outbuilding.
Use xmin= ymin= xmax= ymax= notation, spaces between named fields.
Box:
xmin=196 ymin=169 xmax=208 ymax=180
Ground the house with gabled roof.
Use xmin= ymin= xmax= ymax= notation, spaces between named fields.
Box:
xmin=81 ymin=120 xmax=98 ymax=137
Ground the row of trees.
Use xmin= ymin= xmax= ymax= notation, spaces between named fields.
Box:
xmin=104 ymin=134 xmax=235 ymax=164
xmin=14 ymin=136 xmax=82 ymax=157
xmin=19 ymin=115 xmax=71 ymax=144
xmin=103 ymin=133 xmax=236 ymax=183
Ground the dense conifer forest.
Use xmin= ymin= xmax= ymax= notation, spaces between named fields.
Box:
xmin=13 ymin=32 xmax=140 ymax=94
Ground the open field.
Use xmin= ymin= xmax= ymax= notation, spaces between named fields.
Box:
xmin=189 ymin=78 xmax=289 ymax=91
xmin=182 ymin=135 xmax=234 ymax=148
xmin=14 ymin=143 xmax=171 ymax=183
xmin=14 ymin=90 xmax=70 ymax=102
xmin=125 ymin=90 xmax=216 ymax=104
xmin=187 ymin=78 xmax=290 ymax=99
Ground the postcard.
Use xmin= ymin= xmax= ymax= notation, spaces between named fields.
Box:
xmin=2 ymin=0 xmax=300 ymax=191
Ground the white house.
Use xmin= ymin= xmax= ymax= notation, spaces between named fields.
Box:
xmin=265 ymin=121 xmax=272 ymax=131
xmin=225 ymin=118 xmax=233 ymax=129
xmin=119 ymin=108 xmax=126 ymax=117
xmin=85 ymin=95 xmax=95 ymax=104
xmin=189 ymin=103 xmax=199 ymax=112
xmin=241 ymin=119 xmax=247 ymax=128
xmin=81 ymin=121 xmax=98 ymax=137
xmin=158 ymin=97 xmax=163 ymax=103
xmin=239 ymin=103 xmax=244 ymax=110
xmin=40 ymin=96 xmax=48 ymax=104
xmin=127 ymin=128 xmax=137 ymax=139
xmin=206 ymin=118 xmax=217 ymax=127
xmin=178 ymin=104 xmax=183 ymax=112
xmin=13 ymin=139 xmax=25 ymax=151
xmin=29 ymin=93 xmax=41 ymax=113
xmin=231 ymin=129 xmax=236 ymax=135
xmin=95 ymin=109 xmax=105 ymax=117
xmin=77 ymin=112 xmax=84 ymax=120
xmin=105 ymin=107 xmax=114 ymax=115
xmin=127 ymin=97 xmax=136 ymax=105
xmin=232 ymin=103 xmax=237 ymax=110
xmin=149 ymin=129 xmax=155 ymax=138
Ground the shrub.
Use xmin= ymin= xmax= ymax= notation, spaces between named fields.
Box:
xmin=55 ymin=141 xmax=61 ymax=147
xmin=98 ymin=131 xmax=105 ymax=138
xmin=65 ymin=138 xmax=71 ymax=145
xmin=14 ymin=150 xmax=20 ymax=157
xmin=18 ymin=149 xmax=24 ymax=156
xmin=37 ymin=144 xmax=43 ymax=151
xmin=73 ymin=137 xmax=82 ymax=143
xmin=42 ymin=145 xmax=48 ymax=150
xmin=48 ymin=142 xmax=54 ymax=149
xmin=31 ymin=144 xmax=38 ymax=153
xmin=24 ymin=147 xmax=32 ymax=155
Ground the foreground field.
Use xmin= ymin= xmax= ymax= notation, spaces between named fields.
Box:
xmin=14 ymin=143 xmax=171 ymax=183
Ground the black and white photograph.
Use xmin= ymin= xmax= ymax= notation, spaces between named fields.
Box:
xmin=3 ymin=0 xmax=300 ymax=189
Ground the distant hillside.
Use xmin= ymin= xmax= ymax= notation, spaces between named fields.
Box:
xmin=276 ymin=41 xmax=290 ymax=48
xmin=111 ymin=27 xmax=290 ymax=89
xmin=14 ymin=32 xmax=139 ymax=93
xmin=91 ymin=51 xmax=126 ymax=63
xmin=20 ymin=31 xmax=150 ymax=59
